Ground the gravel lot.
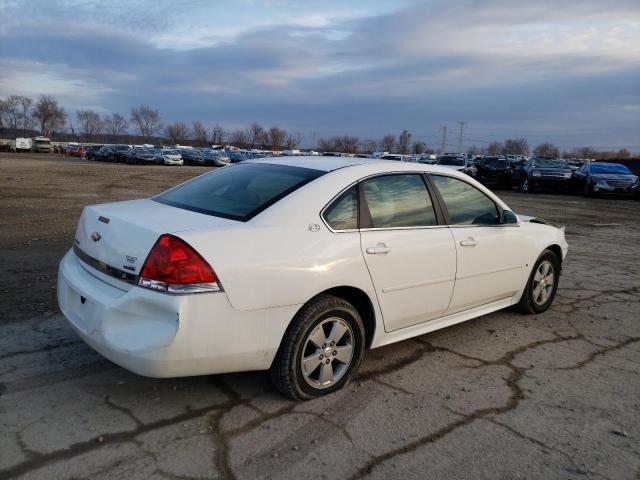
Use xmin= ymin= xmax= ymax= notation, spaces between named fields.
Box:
xmin=1 ymin=153 xmax=639 ymax=479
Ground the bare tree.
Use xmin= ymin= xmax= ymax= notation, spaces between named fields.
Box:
xmin=229 ymin=130 xmax=247 ymax=148
xmin=381 ymin=134 xmax=396 ymax=153
xmin=502 ymin=138 xmax=529 ymax=156
xmin=32 ymin=95 xmax=66 ymax=136
xmin=192 ymin=121 xmax=208 ymax=146
xmin=268 ymin=127 xmax=287 ymax=151
xmin=245 ymin=122 xmax=264 ymax=149
xmin=165 ymin=122 xmax=189 ymax=145
xmin=467 ymin=145 xmax=481 ymax=156
xmin=16 ymin=96 xmax=34 ymax=131
xmin=103 ymin=113 xmax=128 ymax=137
xmin=211 ymin=125 xmax=225 ymax=145
xmin=360 ymin=139 xmax=378 ymax=153
xmin=486 ymin=142 xmax=503 ymax=156
xmin=398 ymin=130 xmax=412 ymax=154
xmin=335 ymin=136 xmax=359 ymax=153
xmin=317 ymin=137 xmax=336 ymax=152
xmin=130 ymin=105 xmax=162 ymax=139
xmin=285 ymin=131 xmax=302 ymax=150
xmin=533 ymin=142 xmax=560 ymax=158
xmin=76 ymin=110 xmax=103 ymax=141
xmin=3 ymin=96 xmax=22 ymax=136
xmin=412 ymin=141 xmax=427 ymax=154
xmin=0 ymin=98 xmax=7 ymax=130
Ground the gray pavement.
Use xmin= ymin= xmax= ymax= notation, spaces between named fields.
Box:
xmin=1 ymin=192 xmax=639 ymax=479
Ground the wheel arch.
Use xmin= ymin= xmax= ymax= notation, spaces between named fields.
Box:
xmin=545 ymin=244 xmax=564 ymax=272
xmin=298 ymin=286 xmax=377 ymax=349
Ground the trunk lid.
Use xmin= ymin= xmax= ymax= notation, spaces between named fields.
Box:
xmin=73 ymin=199 xmax=236 ymax=289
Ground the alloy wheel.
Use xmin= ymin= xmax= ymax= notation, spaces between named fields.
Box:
xmin=532 ymin=260 xmax=555 ymax=306
xmin=300 ymin=317 xmax=354 ymax=389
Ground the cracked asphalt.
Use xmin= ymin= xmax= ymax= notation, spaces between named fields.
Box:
xmin=1 ymin=154 xmax=639 ymax=479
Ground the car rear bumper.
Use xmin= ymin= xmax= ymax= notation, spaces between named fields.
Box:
xmin=57 ymin=249 xmax=294 ymax=377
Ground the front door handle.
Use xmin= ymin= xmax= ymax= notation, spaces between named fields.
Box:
xmin=459 ymin=237 xmax=478 ymax=247
xmin=366 ymin=243 xmax=391 ymax=255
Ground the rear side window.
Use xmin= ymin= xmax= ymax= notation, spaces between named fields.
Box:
xmin=362 ymin=174 xmax=437 ymax=228
xmin=154 ymin=163 xmax=324 ymax=221
xmin=430 ymin=175 xmax=499 ymax=225
xmin=324 ymin=186 xmax=358 ymax=230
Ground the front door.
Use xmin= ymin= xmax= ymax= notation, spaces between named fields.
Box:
xmin=429 ymin=174 xmax=526 ymax=313
xmin=359 ymin=174 xmax=457 ymax=332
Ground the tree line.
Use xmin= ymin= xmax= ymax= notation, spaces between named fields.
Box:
xmin=0 ymin=94 xmax=633 ymax=159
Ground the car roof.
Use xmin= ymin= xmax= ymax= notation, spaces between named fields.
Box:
xmin=247 ymin=155 xmax=377 ymax=172
xmin=247 ymin=155 xmax=463 ymax=176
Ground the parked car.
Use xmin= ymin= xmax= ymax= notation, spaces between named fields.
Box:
xmin=66 ymin=143 xmax=84 ymax=158
xmin=572 ymin=162 xmax=639 ymax=197
xmin=521 ymin=157 xmax=573 ymax=193
xmin=125 ymin=147 xmax=156 ymax=165
xmin=436 ymin=155 xmax=475 ymax=175
xmin=472 ymin=156 xmax=513 ymax=188
xmin=84 ymin=146 xmax=102 ymax=161
xmin=379 ymin=154 xmax=414 ymax=162
xmin=180 ymin=148 xmax=205 ymax=165
xmin=94 ymin=146 xmax=114 ymax=162
xmin=58 ymin=156 xmax=567 ymax=399
xmin=202 ymin=150 xmax=230 ymax=167
xmin=155 ymin=149 xmax=183 ymax=166
xmin=227 ymin=151 xmax=247 ymax=163
xmin=112 ymin=145 xmax=134 ymax=163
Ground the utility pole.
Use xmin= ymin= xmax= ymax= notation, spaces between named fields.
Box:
xmin=440 ymin=126 xmax=448 ymax=154
xmin=457 ymin=121 xmax=466 ymax=153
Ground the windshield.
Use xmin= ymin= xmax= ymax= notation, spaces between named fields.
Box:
xmin=482 ymin=157 xmax=507 ymax=168
xmin=589 ymin=163 xmax=632 ymax=175
xmin=532 ymin=158 xmax=567 ymax=168
xmin=154 ymin=163 xmax=324 ymax=221
xmin=437 ymin=157 xmax=465 ymax=166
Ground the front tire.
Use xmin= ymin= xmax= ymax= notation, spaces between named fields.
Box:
xmin=522 ymin=177 xmax=535 ymax=193
xmin=517 ymin=250 xmax=560 ymax=314
xmin=270 ymin=295 xmax=365 ymax=400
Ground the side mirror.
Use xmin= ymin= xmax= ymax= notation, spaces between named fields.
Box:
xmin=500 ymin=210 xmax=519 ymax=224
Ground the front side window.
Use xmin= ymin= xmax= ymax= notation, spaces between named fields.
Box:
xmin=430 ymin=175 xmax=499 ymax=225
xmin=323 ymin=186 xmax=358 ymax=230
xmin=362 ymin=174 xmax=437 ymax=228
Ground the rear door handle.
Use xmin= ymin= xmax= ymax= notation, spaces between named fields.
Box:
xmin=459 ymin=238 xmax=478 ymax=247
xmin=366 ymin=243 xmax=391 ymax=255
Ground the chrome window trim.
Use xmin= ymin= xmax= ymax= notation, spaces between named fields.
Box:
xmin=320 ymin=169 xmax=520 ymax=233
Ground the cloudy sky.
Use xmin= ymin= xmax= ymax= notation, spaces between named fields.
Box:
xmin=1 ymin=0 xmax=639 ymax=151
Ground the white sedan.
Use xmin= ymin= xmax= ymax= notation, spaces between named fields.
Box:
xmin=58 ymin=157 xmax=568 ymax=399
xmin=156 ymin=149 xmax=183 ymax=165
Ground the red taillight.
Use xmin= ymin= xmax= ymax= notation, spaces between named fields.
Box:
xmin=138 ymin=234 xmax=220 ymax=294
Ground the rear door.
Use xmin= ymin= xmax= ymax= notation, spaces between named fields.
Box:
xmin=429 ymin=174 xmax=526 ymax=313
xmin=359 ymin=174 xmax=457 ymax=332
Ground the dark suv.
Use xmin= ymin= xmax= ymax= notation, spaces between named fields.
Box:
xmin=521 ymin=157 xmax=573 ymax=193
xmin=473 ymin=156 xmax=513 ymax=188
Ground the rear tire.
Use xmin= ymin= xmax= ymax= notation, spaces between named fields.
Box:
xmin=270 ymin=295 xmax=365 ymax=400
xmin=517 ymin=250 xmax=560 ymax=314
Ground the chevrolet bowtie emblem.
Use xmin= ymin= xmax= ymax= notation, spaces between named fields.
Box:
xmin=91 ymin=232 xmax=102 ymax=242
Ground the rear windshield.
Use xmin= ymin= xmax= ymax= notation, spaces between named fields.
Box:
xmin=154 ymin=162 xmax=324 ymax=221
